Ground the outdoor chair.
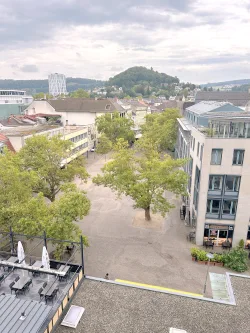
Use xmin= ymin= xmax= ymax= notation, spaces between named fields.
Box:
xmin=38 ymin=287 xmax=43 ymax=300
xmin=9 ymin=281 xmax=15 ymax=294
xmin=25 ymin=280 xmax=32 ymax=292
xmin=0 ymin=274 xmax=5 ymax=286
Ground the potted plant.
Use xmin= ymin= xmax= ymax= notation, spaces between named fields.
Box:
xmin=213 ymin=253 xmax=224 ymax=267
xmin=197 ymin=250 xmax=208 ymax=264
xmin=190 ymin=247 xmax=199 ymax=261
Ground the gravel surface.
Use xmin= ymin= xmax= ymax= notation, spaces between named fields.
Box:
xmin=57 ymin=276 xmax=250 ymax=333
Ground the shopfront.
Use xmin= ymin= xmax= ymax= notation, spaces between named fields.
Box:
xmin=203 ymin=224 xmax=234 ymax=246
xmin=246 ymin=226 xmax=250 ymax=246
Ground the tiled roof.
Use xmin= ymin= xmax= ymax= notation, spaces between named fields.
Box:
xmin=0 ymin=133 xmax=15 ymax=152
xmin=155 ymin=101 xmax=178 ymax=111
xmin=48 ymin=98 xmax=117 ymax=113
xmin=195 ymin=91 xmax=250 ymax=106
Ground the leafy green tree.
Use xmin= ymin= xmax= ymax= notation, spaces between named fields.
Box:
xmin=96 ymin=111 xmax=135 ymax=144
xmin=224 ymin=247 xmax=248 ymax=272
xmin=0 ymin=148 xmax=90 ymax=255
xmin=96 ymin=135 xmax=112 ymax=160
xmin=93 ymin=139 xmax=188 ymax=220
xmin=141 ymin=108 xmax=180 ymax=152
xmin=19 ymin=135 xmax=89 ymax=202
xmin=0 ymin=151 xmax=37 ymax=230
xmin=33 ymin=92 xmax=53 ymax=99
xmin=70 ymin=89 xmax=90 ymax=98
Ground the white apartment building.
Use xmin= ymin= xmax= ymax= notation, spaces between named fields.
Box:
xmin=0 ymin=90 xmax=33 ymax=105
xmin=176 ymin=101 xmax=250 ymax=247
xmin=48 ymin=73 xmax=67 ymax=97
xmin=2 ymin=125 xmax=88 ymax=165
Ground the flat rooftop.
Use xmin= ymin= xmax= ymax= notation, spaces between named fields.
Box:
xmin=2 ymin=125 xmax=87 ymax=137
xmin=56 ymin=276 xmax=250 ymax=333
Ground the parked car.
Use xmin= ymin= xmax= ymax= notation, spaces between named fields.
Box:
xmin=90 ymin=148 xmax=95 ymax=152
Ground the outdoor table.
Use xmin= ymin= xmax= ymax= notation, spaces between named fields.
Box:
xmin=40 ymin=283 xmax=59 ymax=303
xmin=1 ymin=256 xmax=19 ymax=271
xmin=11 ymin=277 xmax=32 ymax=294
xmin=58 ymin=265 xmax=71 ymax=281
xmin=32 ymin=260 xmax=43 ymax=268
xmin=31 ymin=261 xmax=43 ymax=276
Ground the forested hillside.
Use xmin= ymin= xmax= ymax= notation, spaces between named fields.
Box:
xmin=0 ymin=78 xmax=105 ymax=94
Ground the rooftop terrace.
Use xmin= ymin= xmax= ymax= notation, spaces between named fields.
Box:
xmin=0 ymin=231 xmax=84 ymax=333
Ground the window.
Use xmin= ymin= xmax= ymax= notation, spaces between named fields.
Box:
xmin=222 ymin=200 xmax=237 ymax=215
xmin=207 ymin=199 xmax=221 ymax=214
xmin=197 ymin=142 xmax=200 ymax=157
xmin=225 ymin=176 xmax=241 ymax=192
xmin=233 ymin=149 xmax=244 ymax=165
xmin=209 ymin=175 xmax=223 ymax=191
xmin=200 ymin=145 xmax=203 ymax=162
xmin=211 ymin=149 xmax=222 ymax=165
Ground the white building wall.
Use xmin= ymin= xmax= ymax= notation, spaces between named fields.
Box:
xmin=194 ymin=136 xmax=250 ymax=246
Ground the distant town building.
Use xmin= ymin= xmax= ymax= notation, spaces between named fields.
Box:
xmin=48 ymin=73 xmax=67 ymax=97
xmin=195 ymin=91 xmax=250 ymax=107
xmin=0 ymin=90 xmax=33 ymax=119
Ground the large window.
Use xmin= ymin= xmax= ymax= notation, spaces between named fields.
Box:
xmin=233 ymin=149 xmax=244 ymax=165
xmin=207 ymin=199 xmax=221 ymax=214
xmin=225 ymin=176 xmax=241 ymax=192
xmin=211 ymin=149 xmax=223 ymax=165
xmin=197 ymin=142 xmax=200 ymax=157
xmin=209 ymin=175 xmax=223 ymax=191
xmin=222 ymin=200 xmax=237 ymax=216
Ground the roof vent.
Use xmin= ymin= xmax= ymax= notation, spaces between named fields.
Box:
xmin=19 ymin=312 xmax=26 ymax=321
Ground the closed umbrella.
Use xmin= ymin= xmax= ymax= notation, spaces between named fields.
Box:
xmin=42 ymin=246 xmax=50 ymax=281
xmin=17 ymin=241 xmax=26 ymax=276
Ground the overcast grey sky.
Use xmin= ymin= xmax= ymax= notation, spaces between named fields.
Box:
xmin=0 ymin=0 xmax=249 ymax=83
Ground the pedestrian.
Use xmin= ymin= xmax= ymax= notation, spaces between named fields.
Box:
xmin=105 ymin=273 xmax=109 ymax=280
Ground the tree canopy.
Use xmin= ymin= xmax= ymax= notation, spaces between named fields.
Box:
xmin=0 ymin=141 xmax=90 ymax=255
xmin=93 ymin=139 xmax=188 ymax=220
xmin=96 ymin=111 xmax=135 ymax=144
xmin=140 ymin=108 xmax=180 ymax=152
xmin=69 ymin=89 xmax=90 ymax=98
xmin=19 ymin=135 xmax=89 ymax=202
xmin=96 ymin=135 xmax=112 ymax=158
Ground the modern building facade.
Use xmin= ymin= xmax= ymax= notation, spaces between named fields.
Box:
xmin=0 ymin=90 xmax=33 ymax=119
xmin=48 ymin=73 xmax=67 ymax=97
xmin=176 ymin=101 xmax=250 ymax=247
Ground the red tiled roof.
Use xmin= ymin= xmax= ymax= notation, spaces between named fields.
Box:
xmin=0 ymin=133 xmax=15 ymax=152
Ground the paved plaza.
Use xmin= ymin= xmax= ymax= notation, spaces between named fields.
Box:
xmin=76 ymin=153 xmax=242 ymax=295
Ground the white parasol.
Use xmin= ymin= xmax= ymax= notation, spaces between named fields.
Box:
xmin=42 ymin=246 xmax=50 ymax=281
xmin=17 ymin=241 xmax=26 ymax=276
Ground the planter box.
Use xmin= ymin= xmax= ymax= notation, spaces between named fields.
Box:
xmin=191 ymin=257 xmax=196 ymax=261
xmin=214 ymin=262 xmax=224 ymax=267
xmin=197 ymin=260 xmax=207 ymax=265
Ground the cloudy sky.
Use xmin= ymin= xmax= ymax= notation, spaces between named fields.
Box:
xmin=0 ymin=0 xmax=249 ymax=83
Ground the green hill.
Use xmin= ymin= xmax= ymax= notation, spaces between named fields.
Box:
xmin=108 ymin=66 xmax=179 ymax=89
xmin=0 ymin=78 xmax=105 ymax=94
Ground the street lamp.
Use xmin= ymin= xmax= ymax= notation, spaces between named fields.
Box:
xmin=203 ymin=253 xmax=214 ymax=295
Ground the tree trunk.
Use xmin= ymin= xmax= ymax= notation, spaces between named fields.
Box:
xmin=145 ymin=207 xmax=151 ymax=221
